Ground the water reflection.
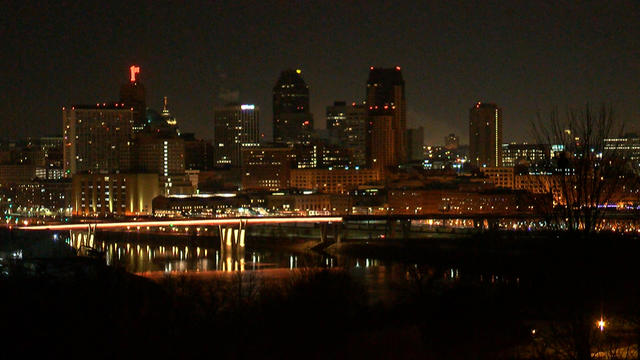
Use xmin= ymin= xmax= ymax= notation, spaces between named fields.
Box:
xmin=66 ymin=230 xmax=341 ymax=274
xmin=63 ymin=229 xmax=522 ymax=302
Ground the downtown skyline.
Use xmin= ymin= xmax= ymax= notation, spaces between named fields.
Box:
xmin=1 ymin=1 xmax=638 ymax=144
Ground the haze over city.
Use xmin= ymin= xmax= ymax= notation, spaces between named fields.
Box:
xmin=1 ymin=1 xmax=638 ymax=143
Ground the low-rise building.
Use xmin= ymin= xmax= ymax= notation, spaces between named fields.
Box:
xmin=480 ymin=167 xmax=515 ymax=189
xmin=3 ymin=179 xmax=72 ymax=216
xmin=71 ymin=173 xmax=160 ymax=216
xmin=290 ymin=168 xmax=379 ymax=194
xmin=152 ymin=193 xmax=251 ymax=217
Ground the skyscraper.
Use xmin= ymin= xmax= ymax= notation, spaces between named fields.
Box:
xmin=469 ymin=102 xmax=503 ymax=167
xmin=273 ymin=69 xmax=313 ymax=144
xmin=325 ymin=101 xmax=367 ymax=167
xmin=120 ymin=65 xmax=146 ymax=133
xmin=62 ymin=103 xmax=134 ymax=175
xmin=365 ymin=67 xmax=406 ymax=171
xmin=345 ymin=104 xmax=368 ymax=167
xmin=326 ymin=101 xmax=346 ymax=140
xmin=241 ymin=145 xmax=294 ymax=191
xmin=214 ymin=104 xmax=260 ymax=167
xmin=406 ymin=127 xmax=424 ymax=162
xmin=181 ymin=133 xmax=214 ymax=171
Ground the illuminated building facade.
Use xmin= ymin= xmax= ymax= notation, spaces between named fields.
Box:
xmin=290 ymin=168 xmax=379 ymax=194
xmin=152 ymin=194 xmax=250 ymax=217
xmin=273 ymin=69 xmax=313 ymax=144
xmin=266 ymin=193 xmax=352 ymax=216
xmin=501 ymin=143 xmax=550 ymax=168
xmin=71 ymin=173 xmax=160 ymax=216
xmin=423 ymin=145 xmax=468 ymax=171
xmin=480 ymin=167 xmax=515 ymax=188
xmin=9 ymin=179 xmax=72 ymax=215
xmin=214 ymin=104 xmax=260 ymax=167
xmin=292 ymin=142 xmax=352 ymax=169
xmin=326 ymin=101 xmax=347 ymax=139
xmin=469 ymin=102 xmax=502 ymax=167
xmin=366 ymin=67 xmax=406 ymax=172
xmin=242 ymin=146 xmax=295 ymax=191
xmin=604 ymin=135 xmax=640 ymax=170
xmin=62 ymin=104 xmax=134 ymax=175
xmin=326 ymin=102 xmax=367 ymax=167
xmin=134 ymin=133 xmax=186 ymax=194
xmin=386 ymin=188 xmax=544 ymax=215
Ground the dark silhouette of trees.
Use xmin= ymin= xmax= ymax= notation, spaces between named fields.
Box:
xmin=531 ymin=104 xmax=639 ymax=234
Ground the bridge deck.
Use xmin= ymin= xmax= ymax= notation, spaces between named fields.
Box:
xmin=18 ymin=217 xmax=343 ymax=231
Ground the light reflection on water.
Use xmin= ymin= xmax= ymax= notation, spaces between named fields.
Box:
xmin=63 ymin=231 xmax=520 ymax=298
xmin=66 ymin=230 xmax=349 ymax=274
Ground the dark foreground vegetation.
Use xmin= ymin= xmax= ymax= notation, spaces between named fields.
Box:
xmin=3 ymin=230 xmax=640 ymax=359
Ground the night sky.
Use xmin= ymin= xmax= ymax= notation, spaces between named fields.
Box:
xmin=1 ymin=1 xmax=638 ymax=145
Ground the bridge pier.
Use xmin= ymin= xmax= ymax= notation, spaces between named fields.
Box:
xmin=69 ymin=224 xmax=98 ymax=256
xmin=218 ymin=220 xmax=246 ymax=271
xmin=319 ymin=223 xmax=343 ymax=245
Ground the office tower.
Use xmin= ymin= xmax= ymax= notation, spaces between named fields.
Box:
xmin=181 ymin=133 xmax=214 ymax=171
xmin=345 ymin=104 xmax=368 ymax=167
xmin=501 ymin=143 xmax=550 ymax=168
xmin=119 ymin=65 xmax=146 ymax=133
xmin=214 ymin=104 xmax=260 ymax=167
xmin=365 ymin=66 xmax=406 ymax=171
xmin=62 ymin=103 xmax=134 ymax=175
xmin=242 ymin=145 xmax=295 ymax=191
xmin=469 ymin=102 xmax=503 ymax=167
xmin=326 ymin=102 xmax=367 ymax=167
xmin=39 ymin=136 xmax=64 ymax=179
xmin=406 ymin=127 xmax=424 ymax=162
xmin=445 ymin=133 xmax=459 ymax=150
xmin=326 ymin=101 xmax=347 ymax=139
xmin=604 ymin=134 xmax=640 ymax=170
xmin=134 ymin=133 xmax=185 ymax=194
xmin=292 ymin=142 xmax=352 ymax=169
xmin=273 ymin=69 xmax=313 ymax=144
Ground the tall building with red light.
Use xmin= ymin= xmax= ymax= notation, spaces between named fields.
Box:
xmin=272 ymin=69 xmax=313 ymax=145
xmin=469 ymin=102 xmax=503 ymax=167
xmin=120 ymin=65 xmax=146 ymax=133
xmin=365 ymin=67 xmax=406 ymax=172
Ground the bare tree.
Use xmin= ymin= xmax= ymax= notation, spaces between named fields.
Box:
xmin=531 ymin=104 xmax=638 ymax=234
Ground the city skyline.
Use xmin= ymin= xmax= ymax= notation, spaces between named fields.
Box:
xmin=1 ymin=1 xmax=638 ymax=145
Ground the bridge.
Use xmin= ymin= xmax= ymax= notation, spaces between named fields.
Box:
xmin=17 ymin=217 xmax=344 ymax=269
xmin=17 ymin=216 xmax=343 ymax=231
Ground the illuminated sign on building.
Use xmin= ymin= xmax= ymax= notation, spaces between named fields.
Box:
xmin=130 ymin=65 xmax=140 ymax=82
